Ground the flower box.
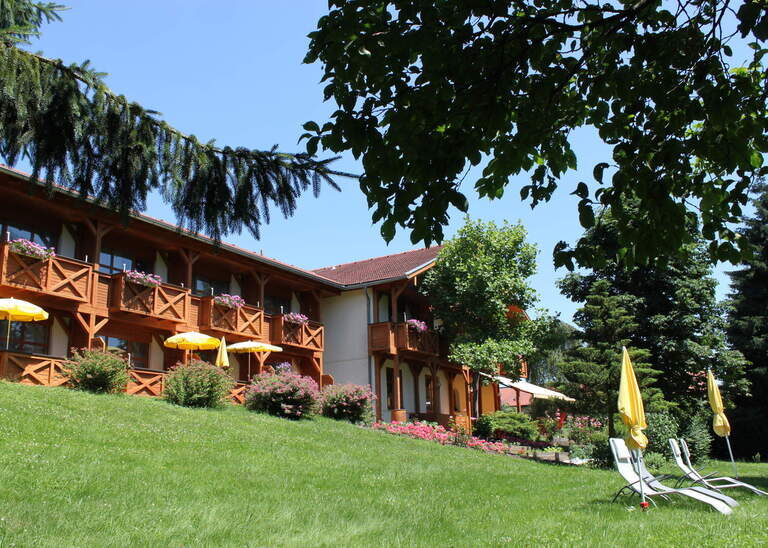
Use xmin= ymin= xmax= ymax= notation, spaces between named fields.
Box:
xmin=405 ymin=318 xmax=428 ymax=332
xmin=9 ymin=238 xmax=56 ymax=260
xmin=213 ymin=293 xmax=246 ymax=308
xmin=124 ymin=270 xmax=162 ymax=288
xmin=283 ymin=312 xmax=308 ymax=325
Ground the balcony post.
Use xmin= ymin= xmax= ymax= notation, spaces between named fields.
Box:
xmin=178 ymin=249 xmax=200 ymax=289
xmin=83 ymin=219 xmax=114 ymax=271
xmin=390 ymin=355 xmax=407 ymax=422
xmin=447 ymin=370 xmax=456 ymax=417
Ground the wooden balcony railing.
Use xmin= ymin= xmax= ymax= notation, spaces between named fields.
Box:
xmin=110 ymin=274 xmax=189 ymax=323
xmin=199 ymin=297 xmax=265 ymax=339
xmin=272 ymin=315 xmax=324 ymax=351
xmin=369 ymin=322 xmax=396 ymax=353
xmin=369 ymin=322 xmax=439 ymax=356
xmin=0 ymin=244 xmax=93 ymax=303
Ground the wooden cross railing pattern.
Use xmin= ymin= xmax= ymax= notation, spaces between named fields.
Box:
xmin=396 ymin=323 xmax=439 ymax=356
xmin=200 ymin=298 xmax=265 ymax=338
xmin=0 ymin=245 xmax=92 ymax=303
xmin=112 ymin=275 xmax=189 ymax=323
xmin=126 ymin=369 xmax=165 ymax=397
xmin=0 ymin=352 xmax=68 ymax=386
xmin=228 ymin=383 xmax=248 ymax=405
xmin=278 ymin=317 xmax=324 ymax=351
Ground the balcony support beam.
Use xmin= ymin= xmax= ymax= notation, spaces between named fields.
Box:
xmin=253 ymin=272 xmax=270 ymax=309
xmin=74 ymin=311 xmax=109 ymax=350
xmin=178 ymin=249 xmax=200 ymax=289
xmin=83 ymin=219 xmax=114 ymax=271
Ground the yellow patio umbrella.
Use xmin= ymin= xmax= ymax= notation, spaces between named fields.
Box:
xmin=707 ymin=369 xmax=738 ymax=477
xmin=214 ymin=336 xmax=230 ymax=369
xmin=164 ymin=331 xmax=220 ymax=364
xmin=0 ymin=298 xmax=48 ymax=349
xmin=617 ymin=346 xmax=648 ymax=506
xmin=227 ymin=340 xmax=282 ymax=379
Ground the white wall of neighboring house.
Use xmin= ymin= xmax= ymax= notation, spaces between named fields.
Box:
xmin=321 ymin=289 xmax=370 ymax=387
xmin=229 ymin=275 xmax=241 ymax=297
xmin=57 ymin=225 xmax=76 ymax=258
xmin=49 ymin=318 xmax=69 ymax=357
xmin=153 ymin=252 xmax=168 ymax=282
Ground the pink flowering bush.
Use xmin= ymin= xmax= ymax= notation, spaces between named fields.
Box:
xmin=283 ymin=312 xmax=309 ymax=324
xmin=320 ymin=384 xmax=375 ymax=423
xmin=563 ymin=415 xmax=604 ymax=445
xmin=125 ymin=269 xmax=162 ymax=287
xmin=9 ymin=238 xmax=55 ymax=260
xmin=213 ymin=293 xmax=246 ymax=308
xmin=371 ymin=421 xmax=524 ymax=457
xmin=405 ymin=318 xmax=428 ymax=332
xmin=245 ymin=371 xmax=319 ymax=419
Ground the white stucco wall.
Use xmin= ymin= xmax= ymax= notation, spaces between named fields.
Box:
xmin=153 ymin=252 xmax=168 ymax=282
xmin=229 ymin=275 xmax=242 ymax=297
xmin=320 ymin=289 xmax=371 ymax=387
xmin=49 ymin=318 xmax=69 ymax=357
xmin=437 ymin=370 xmax=450 ymax=414
xmin=149 ymin=339 xmax=164 ymax=370
xmin=290 ymin=292 xmax=301 ymax=314
xmin=58 ymin=225 xmax=76 ymax=258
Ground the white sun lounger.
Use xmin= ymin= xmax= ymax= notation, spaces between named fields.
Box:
xmin=670 ymin=438 xmax=767 ymax=496
xmin=609 ymin=438 xmax=733 ymax=514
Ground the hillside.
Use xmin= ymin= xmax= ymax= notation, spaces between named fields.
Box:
xmin=0 ymin=383 xmax=766 ymax=547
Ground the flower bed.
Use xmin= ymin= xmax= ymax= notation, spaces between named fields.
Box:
xmin=9 ymin=238 xmax=55 ymax=260
xmin=405 ymin=318 xmax=428 ymax=332
xmin=283 ymin=312 xmax=308 ymax=324
xmin=213 ymin=293 xmax=246 ymax=308
xmin=371 ymin=421 xmax=525 ymax=457
xmin=125 ymin=270 xmax=162 ymax=288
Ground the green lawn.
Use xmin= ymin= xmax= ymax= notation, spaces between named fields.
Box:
xmin=0 ymin=382 xmax=766 ymax=547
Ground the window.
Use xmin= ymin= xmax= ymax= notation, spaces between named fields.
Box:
xmin=385 ymin=368 xmax=404 ymax=410
xmin=100 ymin=248 xmax=149 ymax=275
xmin=0 ymin=320 xmax=49 ymax=354
xmin=4 ymin=223 xmax=55 ymax=248
xmin=193 ymin=275 xmax=229 ymax=297
xmin=424 ymin=374 xmax=433 ymax=412
xmin=264 ymin=295 xmax=291 ymax=315
xmin=99 ymin=336 xmax=148 ymax=369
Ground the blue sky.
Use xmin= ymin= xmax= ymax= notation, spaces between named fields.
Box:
xmin=25 ymin=1 xmax=738 ymax=322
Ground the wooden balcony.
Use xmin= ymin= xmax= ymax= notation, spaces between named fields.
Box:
xmin=272 ymin=315 xmax=324 ymax=351
xmin=369 ymin=322 xmax=439 ymax=357
xmin=0 ymin=243 xmax=93 ymax=303
xmin=110 ymin=274 xmax=189 ymax=323
xmin=198 ymin=297 xmax=265 ymax=339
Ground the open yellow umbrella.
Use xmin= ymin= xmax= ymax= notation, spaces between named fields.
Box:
xmin=215 ymin=336 xmax=229 ymax=369
xmin=707 ymin=369 xmax=737 ymax=477
xmin=0 ymin=298 xmax=48 ymax=349
xmin=617 ymin=346 xmax=648 ymax=506
xmin=164 ymin=331 xmax=220 ymax=364
xmin=227 ymin=340 xmax=282 ymax=379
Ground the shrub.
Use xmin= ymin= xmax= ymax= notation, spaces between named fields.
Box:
xmin=585 ymin=431 xmax=612 ymax=469
xmin=64 ymin=349 xmax=129 ymax=394
xmin=245 ymin=371 xmax=319 ymax=419
xmin=474 ymin=409 xmax=538 ymax=441
xmin=319 ymin=384 xmax=375 ymax=423
xmin=681 ymin=412 xmax=713 ymax=464
xmin=561 ymin=415 xmax=604 ymax=445
xmin=642 ymin=451 xmax=668 ymax=474
xmin=164 ymin=360 xmax=233 ymax=408
xmin=646 ymin=411 xmax=680 ymax=458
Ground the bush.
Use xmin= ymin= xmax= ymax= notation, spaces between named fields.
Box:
xmin=585 ymin=431 xmax=612 ymax=469
xmin=646 ymin=411 xmax=680 ymax=458
xmin=64 ymin=349 xmax=129 ymax=394
xmin=642 ymin=451 xmax=668 ymax=474
xmin=681 ymin=412 xmax=713 ymax=464
xmin=319 ymin=384 xmax=375 ymax=423
xmin=245 ymin=371 xmax=319 ymax=419
xmin=164 ymin=360 xmax=233 ymax=408
xmin=474 ymin=410 xmax=538 ymax=441
xmin=561 ymin=415 xmax=604 ymax=445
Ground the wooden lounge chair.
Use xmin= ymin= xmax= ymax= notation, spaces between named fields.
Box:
xmin=609 ymin=438 xmax=733 ymax=514
xmin=670 ymin=438 xmax=767 ymax=496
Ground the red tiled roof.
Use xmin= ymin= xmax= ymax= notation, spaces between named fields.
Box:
xmin=313 ymin=246 xmax=443 ymax=285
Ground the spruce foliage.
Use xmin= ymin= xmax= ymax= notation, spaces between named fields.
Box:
xmin=0 ymin=1 xmax=346 ymax=241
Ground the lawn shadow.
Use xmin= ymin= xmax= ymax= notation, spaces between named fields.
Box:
xmin=734 ymin=475 xmax=768 ymax=491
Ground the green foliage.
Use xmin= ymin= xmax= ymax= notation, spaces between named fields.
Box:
xmin=304 ymin=0 xmax=767 ymax=268
xmin=474 ymin=410 xmax=538 ymax=441
xmin=682 ymin=411 xmax=713 ymax=464
xmin=585 ymin=431 xmax=612 ymax=469
xmin=526 ymin=318 xmax=579 ymax=385
xmin=646 ymin=412 xmax=680 ymax=459
xmin=557 ymin=279 xmax=663 ymax=436
xmin=643 ymin=452 xmax=668 ymax=475
xmin=245 ymin=371 xmax=319 ymax=419
xmin=319 ymin=384 xmax=375 ymax=423
xmin=163 ymin=360 xmax=233 ymax=408
xmin=0 ymin=1 xmax=344 ymax=243
xmin=727 ymin=183 xmax=768 ymax=457
xmin=64 ymin=348 xmax=129 ymax=394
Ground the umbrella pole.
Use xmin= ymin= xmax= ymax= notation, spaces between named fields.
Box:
xmin=634 ymin=449 xmax=646 ymax=507
xmin=5 ymin=320 xmax=10 ymax=350
xmin=248 ymin=352 xmax=251 ymax=382
xmin=725 ymin=436 xmax=739 ymax=478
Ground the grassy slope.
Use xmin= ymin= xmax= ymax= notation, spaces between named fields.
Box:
xmin=0 ymin=383 xmax=766 ymax=547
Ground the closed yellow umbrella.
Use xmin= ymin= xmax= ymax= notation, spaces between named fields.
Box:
xmin=0 ymin=298 xmax=48 ymax=349
xmin=617 ymin=346 xmax=648 ymax=507
xmin=227 ymin=340 xmax=282 ymax=379
xmin=164 ymin=331 xmax=220 ymax=365
xmin=707 ymin=369 xmax=737 ymax=477
xmin=215 ymin=337 xmax=229 ymax=369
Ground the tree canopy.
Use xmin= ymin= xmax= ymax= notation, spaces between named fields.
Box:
xmin=304 ymin=0 xmax=768 ymax=268
xmin=0 ymin=1 xmax=347 ymax=241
